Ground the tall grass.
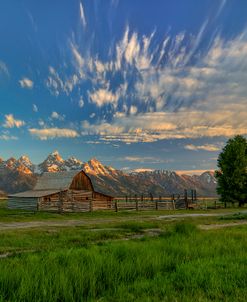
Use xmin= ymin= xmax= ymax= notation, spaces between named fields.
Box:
xmin=1 ymin=223 xmax=247 ymax=301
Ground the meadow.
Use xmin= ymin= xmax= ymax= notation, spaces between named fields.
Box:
xmin=1 ymin=200 xmax=247 ymax=301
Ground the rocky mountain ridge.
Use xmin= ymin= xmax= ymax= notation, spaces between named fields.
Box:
xmin=0 ymin=151 xmax=217 ymax=196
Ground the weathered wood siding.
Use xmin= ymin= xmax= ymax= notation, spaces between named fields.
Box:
xmin=8 ymin=197 xmax=38 ymax=211
xmin=69 ymin=171 xmax=93 ymax=191
xmin=92 ymin=192 xmax=112 ymax=210
xmin=38 ymin=190 xmax=93 ymax=212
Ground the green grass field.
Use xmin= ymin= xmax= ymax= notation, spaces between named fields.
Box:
xmin=1 ymin=201 xmax=247 ymax=301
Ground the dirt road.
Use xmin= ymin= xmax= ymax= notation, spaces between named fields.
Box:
xmin=0 ymin=210 xmax=246 ymax=231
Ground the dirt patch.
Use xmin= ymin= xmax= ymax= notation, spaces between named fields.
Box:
xmin=199 ymin=221 xmax=247 ymax=230
xmin=0 ymin=249 xmax=36 ymax=259
xmin=158 ymin=212 xmax=243 ymax=220
xmin=0 ymin=252 xmax=11 ymax=259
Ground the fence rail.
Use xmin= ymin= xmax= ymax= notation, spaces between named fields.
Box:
xmin=113 ymin=200 xmax=178 ymax=212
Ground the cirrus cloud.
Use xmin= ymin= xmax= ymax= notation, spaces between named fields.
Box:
xmin=184 ymin=144 xmax=221 ymax=152
xmin=0 ymin=61 xmax=9 ymax=76
xmin=3 ymin=114 xmax=25 ymax=128
xmin=89 ymin=88 xmax=119 ymax=107
xmin=19 ymin=77 xmax=33 ymax=89
xmin=44 ymin=12 xmax=247 ymax=144
xmin=29 ymin=128 xmax=79 ymax=140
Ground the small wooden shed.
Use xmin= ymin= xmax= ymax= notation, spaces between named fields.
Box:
xmin=8 ymin=170 xmax=113 ymax=212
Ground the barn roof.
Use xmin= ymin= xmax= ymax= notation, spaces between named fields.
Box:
xmin=9 ymin=170 xmax=113 ymax=198
xmin=34 ymin=170 xmax=79 ymax=191
xmin=9 ymin=189 xmax=63 ymax=198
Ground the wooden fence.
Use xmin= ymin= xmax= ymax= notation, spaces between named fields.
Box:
xmin=111 ymin=190 xmax=220 ymax=212
xmin=113 ymin=200 xmax=176 ymax=212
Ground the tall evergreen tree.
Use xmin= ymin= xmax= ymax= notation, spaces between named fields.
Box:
xmin=215 ymin=135 xmax=247 ymax=206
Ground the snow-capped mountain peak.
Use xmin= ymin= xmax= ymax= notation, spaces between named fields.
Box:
xmin=38 ymin=151 xmax=84 ymax=173
xmin=38 ymin=151 xmax=65 ymax=172
xmin=64 ymin=156 xmax=83 ymax=171
xmin=84 ymin=158 xmax=117 ymax=176
xmin=47 ymin=150 xmax=63 ymax=162
xmin=18 ymin=155 xmax=33 ymax=167
xmin=199 ymin=171 xmax=217 ymax=184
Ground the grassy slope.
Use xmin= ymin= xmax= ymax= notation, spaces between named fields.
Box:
xmin=1 ymin=223 xmax=247 ymax=301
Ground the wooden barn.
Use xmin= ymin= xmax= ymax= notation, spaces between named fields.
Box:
xmin=8 ymin=170 xmax=113 ymax=212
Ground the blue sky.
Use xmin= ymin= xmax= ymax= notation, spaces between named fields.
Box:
xmin=0 ymin=0 xmax=247 ymax=172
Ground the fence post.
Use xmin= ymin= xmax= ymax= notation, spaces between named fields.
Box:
xmin=125 ymin=195 xmax=128 ymax=202
xmin=172 ymin=195 xmax=176 ymax=210
xmin=191 ymin=189 xmax=194 ymax=203
xmin=115 ymin=200 xmax=118 ymax=212
xmin=135 ymin=195 xmax=138 ymax=211
xmin=141 ymin=194 xmax=143 ymax=208
xmin=194 ymin=190 xmax=197 ymax=201
xmin=184 ymin=189 xmax=188 ymax=209
xmin=156 ymin=196 xmax=161 ymax=210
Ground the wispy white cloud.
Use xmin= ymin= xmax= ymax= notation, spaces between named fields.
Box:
xmin=215 ymin=0 xmax=227 ymax=18
xmin=46 ymin=66 xmax=79 ymax=96
xmin=124 ymin=156 xmax=167 ymax=164
xmin=71 ymin=43 xmax=84 ymax=69
xmin=3 ymin=114 xmax=25 ymax=128
xmin=114 ymin=26 xmax=155 ymax=71
xmin=26 ymin=10 xmax=38 ymax=32
xmin=176 ymin=169 xmax=213 ymax=175
xmin=125 ymin=156 xmax=152 ymax=162
xmin=132 ymin=168 xmax=154 ymax=173
xmin=79 ymin=2 xmax=87 ymax=28
xmin=0 ymin=130 xmax=18 ymax=141
xmin=0 ymin=61 xmax=9 ymax=76
xmin=32 ymin=104 xmax=38 ymax=112
xmin=184 ymin=144 xmax=221 ymax=152
xmin=81 ymin=105 xmax=247 ymax=143
xmin=29 ymin=128 xmax=79 ymax=140
xmin=19 ymin=77 xmax=33 ymax=89
xmin=78 ymin=98 xmax=84 ymax=108
xmin=0 ymin=134 xmax=18 ymax=140
xmin=38 ymin=119 xmax=45 ymax=127
xmin=129 ymin=106 xmax=138 ymax=115
xmin=51 ymin=111 xmax=65 ymax=121
xmin=89 ymin=88 xmax=119 ymax=107
xmin=44 ymin=20 xmax=247 ymax=143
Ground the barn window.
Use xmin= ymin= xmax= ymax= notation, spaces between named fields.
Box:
xmin=86 ymin=197 xmax=89 ymax=200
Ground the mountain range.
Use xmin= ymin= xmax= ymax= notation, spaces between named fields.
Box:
xmin=0 ymin=151 xmax=217 ymax=197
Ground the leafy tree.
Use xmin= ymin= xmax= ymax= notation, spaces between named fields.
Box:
xmin=215 ymin=135 xmax=247 ymax=206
